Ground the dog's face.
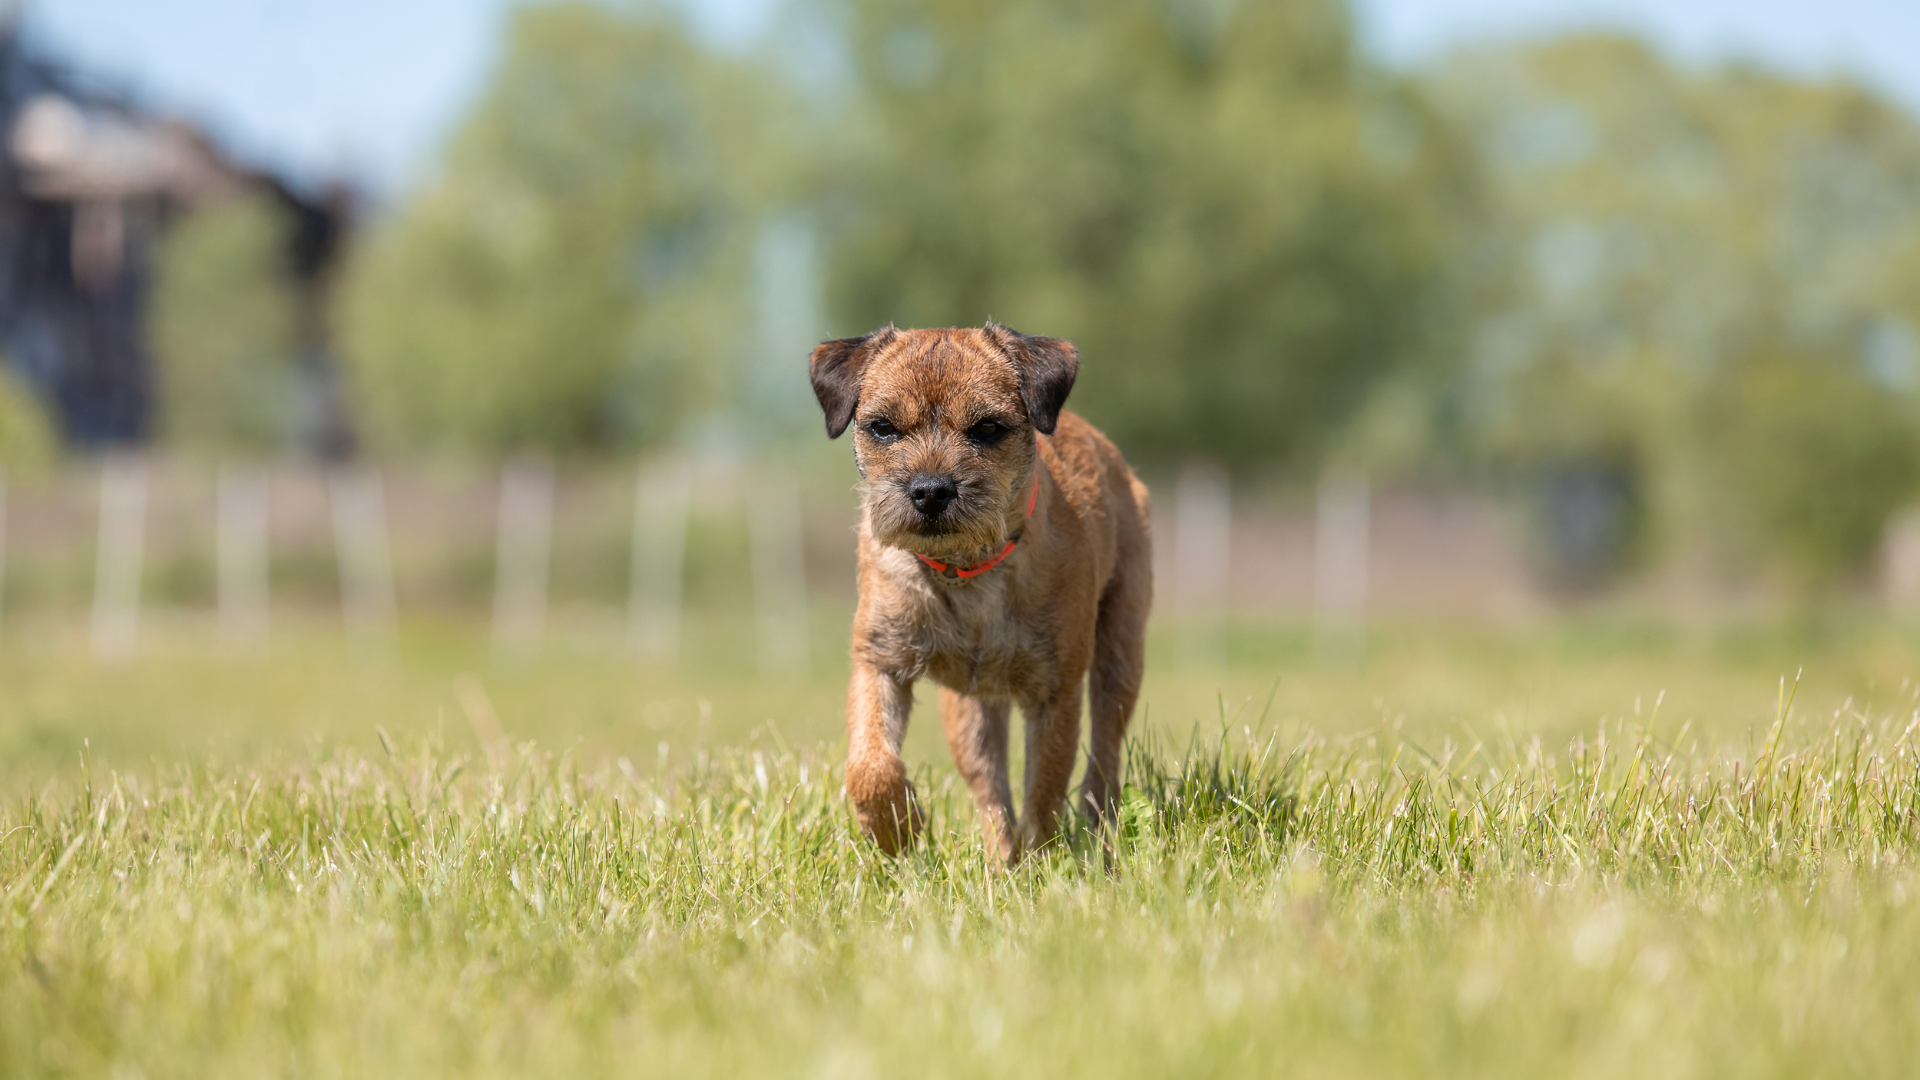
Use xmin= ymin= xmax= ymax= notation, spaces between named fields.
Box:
xmin=810 ymin=325 xmax=1077 ymax=559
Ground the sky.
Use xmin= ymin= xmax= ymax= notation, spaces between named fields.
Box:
xmin=21 ymin=0 xmax=1920 ymax=195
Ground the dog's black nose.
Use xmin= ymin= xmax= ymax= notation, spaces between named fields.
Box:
xmin=907 ymin=473 xmax=958 ymax=518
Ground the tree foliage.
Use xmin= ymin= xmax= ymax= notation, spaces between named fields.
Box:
xmin=825 ymin=0 xmax=1469 ymax=466
xmin=151 ymin=196 xmax=300 ymax=454
xmin=1707 ymin=351 xmax=1919 ymax=585
xmin=334 ymin=0 xmax=1464 ymax=467
xmin=0 ymin=362 xmax=55 ymax=468
xmin=1427 ymin=36 xmax=1920 ymax=581
xmin=340 ymin=2 xmax=799 ymax=455
xmin=320 ymin=6 xmax=1920 ymax=585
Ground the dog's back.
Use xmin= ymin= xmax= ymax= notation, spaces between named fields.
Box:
xmin=1036 ymin=409 xmax=1153 ymax=599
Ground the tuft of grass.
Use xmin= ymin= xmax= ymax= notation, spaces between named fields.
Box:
xmin=5 ymin=698 xmax=1920 ymax=1078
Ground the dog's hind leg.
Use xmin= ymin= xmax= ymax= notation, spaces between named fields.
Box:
xmin=939 ymin=688 xmax=1016 ymax=862
xmin=1083 ymin=495 xmax=1152 ymax=826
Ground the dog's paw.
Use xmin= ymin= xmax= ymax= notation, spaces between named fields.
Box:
xmin=850 ymin=774 xmax=925 ymax=855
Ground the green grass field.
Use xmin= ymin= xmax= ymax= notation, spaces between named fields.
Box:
xmin=4 ymin=612 xmax=1920 ymax=1077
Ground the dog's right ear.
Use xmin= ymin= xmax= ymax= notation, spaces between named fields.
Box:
xmin=810 ymin=327 xmax=894 ymax=439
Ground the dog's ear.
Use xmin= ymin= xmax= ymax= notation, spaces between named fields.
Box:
xmin=986 ymin=323 xmax=1078 ymax=435
xmin=810 ymin=327 xmax=894 ymax=439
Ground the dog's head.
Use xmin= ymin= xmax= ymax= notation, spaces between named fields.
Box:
xmin=810 ymin=324 xmax=1077 ymax=559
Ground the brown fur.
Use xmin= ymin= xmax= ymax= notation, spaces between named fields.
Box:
xmin=809 ymin=324 xmax=1152 ymax=862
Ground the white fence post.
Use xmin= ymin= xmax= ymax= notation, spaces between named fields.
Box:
xmin=748 ymin=465 xmax=810 ymax=676
xmin=217 ymin=463 xmax=270 ymax=651
xmin=1173 ymin=459 xmax=1231 ymax=672
xmin=329 ymin=464 xmax=397 ymax=659
xmin=92 ymin=454 xmax=147 ymax=661
xmin=492 ymin=458 xmax=555 ymax=659
xmin=628 ymin=462 xmax=691 ymax=661
xmin=1883 ymin=509 xmax=1920 ymax=610
xmin=1313 ymin=470 xmax=1370 ymax=666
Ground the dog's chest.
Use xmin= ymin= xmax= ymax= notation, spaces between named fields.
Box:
xmin=888 ymin=580 xmax=1050 ymax=698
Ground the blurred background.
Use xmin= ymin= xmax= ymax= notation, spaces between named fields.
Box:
xmin=4 ymin=0 xmax=1920 ymax=778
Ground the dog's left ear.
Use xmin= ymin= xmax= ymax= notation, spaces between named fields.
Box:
xmin=986 ymin=323 xmax=1078 ymax=435
xmin=810 ymin=327 xmax=895 ymax=438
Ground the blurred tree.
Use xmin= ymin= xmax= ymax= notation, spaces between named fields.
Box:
xmin=151 ymin=195 xmax=300 ymax=453
xmin=339 ymin=2 xmax=802 ymax=455
xmin=0 ymin=362 xmax=55 ymax=467
xmin=334 ymin=0 xmax=1469 ymax=466
xmin=331 ymin=3 xmax=1920 ymax=592
xmin=1426 ymin=36 xmax=1920 ymax=583
xmin=1710 ymin=352 xmax=1918 ymax=586
xmin=821 ymin=0 xmax=1472 ymax=468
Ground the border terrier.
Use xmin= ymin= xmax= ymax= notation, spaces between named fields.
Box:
xmin=809 ymin=323 xmax=1152 ymax=862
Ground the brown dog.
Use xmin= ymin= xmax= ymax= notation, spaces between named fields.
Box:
xmin=809 ymin=323 xmax=1152 ymax=862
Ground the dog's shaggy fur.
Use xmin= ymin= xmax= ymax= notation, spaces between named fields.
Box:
xmin=810 ymin=324 xmax=1152 ymax=862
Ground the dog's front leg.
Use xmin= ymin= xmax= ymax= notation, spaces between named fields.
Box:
xmin=844 ymin=661 xmax=923 ymax=854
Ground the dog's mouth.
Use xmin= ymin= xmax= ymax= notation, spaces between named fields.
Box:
xmin=891 ymin=534 xmax=1004 ymax=562
xmin=868 ymin=495 xmax=1006 ymax=559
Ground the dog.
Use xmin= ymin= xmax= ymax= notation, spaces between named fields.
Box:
xmin=809 ymin=323 xmax=1152 ymax=862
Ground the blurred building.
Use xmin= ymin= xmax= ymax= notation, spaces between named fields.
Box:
xmin=0 ymin=18 xmax=352 ymax=453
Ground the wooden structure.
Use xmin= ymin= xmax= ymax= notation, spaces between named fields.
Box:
xmin=0 ymin=19 xmax=353 ymax=454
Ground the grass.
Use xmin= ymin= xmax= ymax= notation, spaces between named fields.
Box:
xmin=4 ymin=613 xmax=1920 ymax=1076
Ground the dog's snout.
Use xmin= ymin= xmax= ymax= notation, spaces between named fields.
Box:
xmin=907 ymin=473 xmax=959 ymax=518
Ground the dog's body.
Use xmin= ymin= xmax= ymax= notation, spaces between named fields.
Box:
xmin=809 ymin=324 xmax=1151 ymax=862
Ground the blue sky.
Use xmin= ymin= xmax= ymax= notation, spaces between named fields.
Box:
xmin=24 ymin=0 xmax=1920 ymax=194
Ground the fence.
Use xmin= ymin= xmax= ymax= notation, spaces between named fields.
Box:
xmin=0 ymin=456 xmax=1589 ymax=665
xmin=0 ymin=456 xmax=864 ymax=666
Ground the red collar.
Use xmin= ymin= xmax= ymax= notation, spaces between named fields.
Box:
xmin=915 ymin=474 xmax=1040 ymax=580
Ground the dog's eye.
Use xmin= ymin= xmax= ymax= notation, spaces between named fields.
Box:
xmin=967 ymin=419 xmax=1007 ymax=443
xmin=865 ymin=419 xmax=899 ymax=441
